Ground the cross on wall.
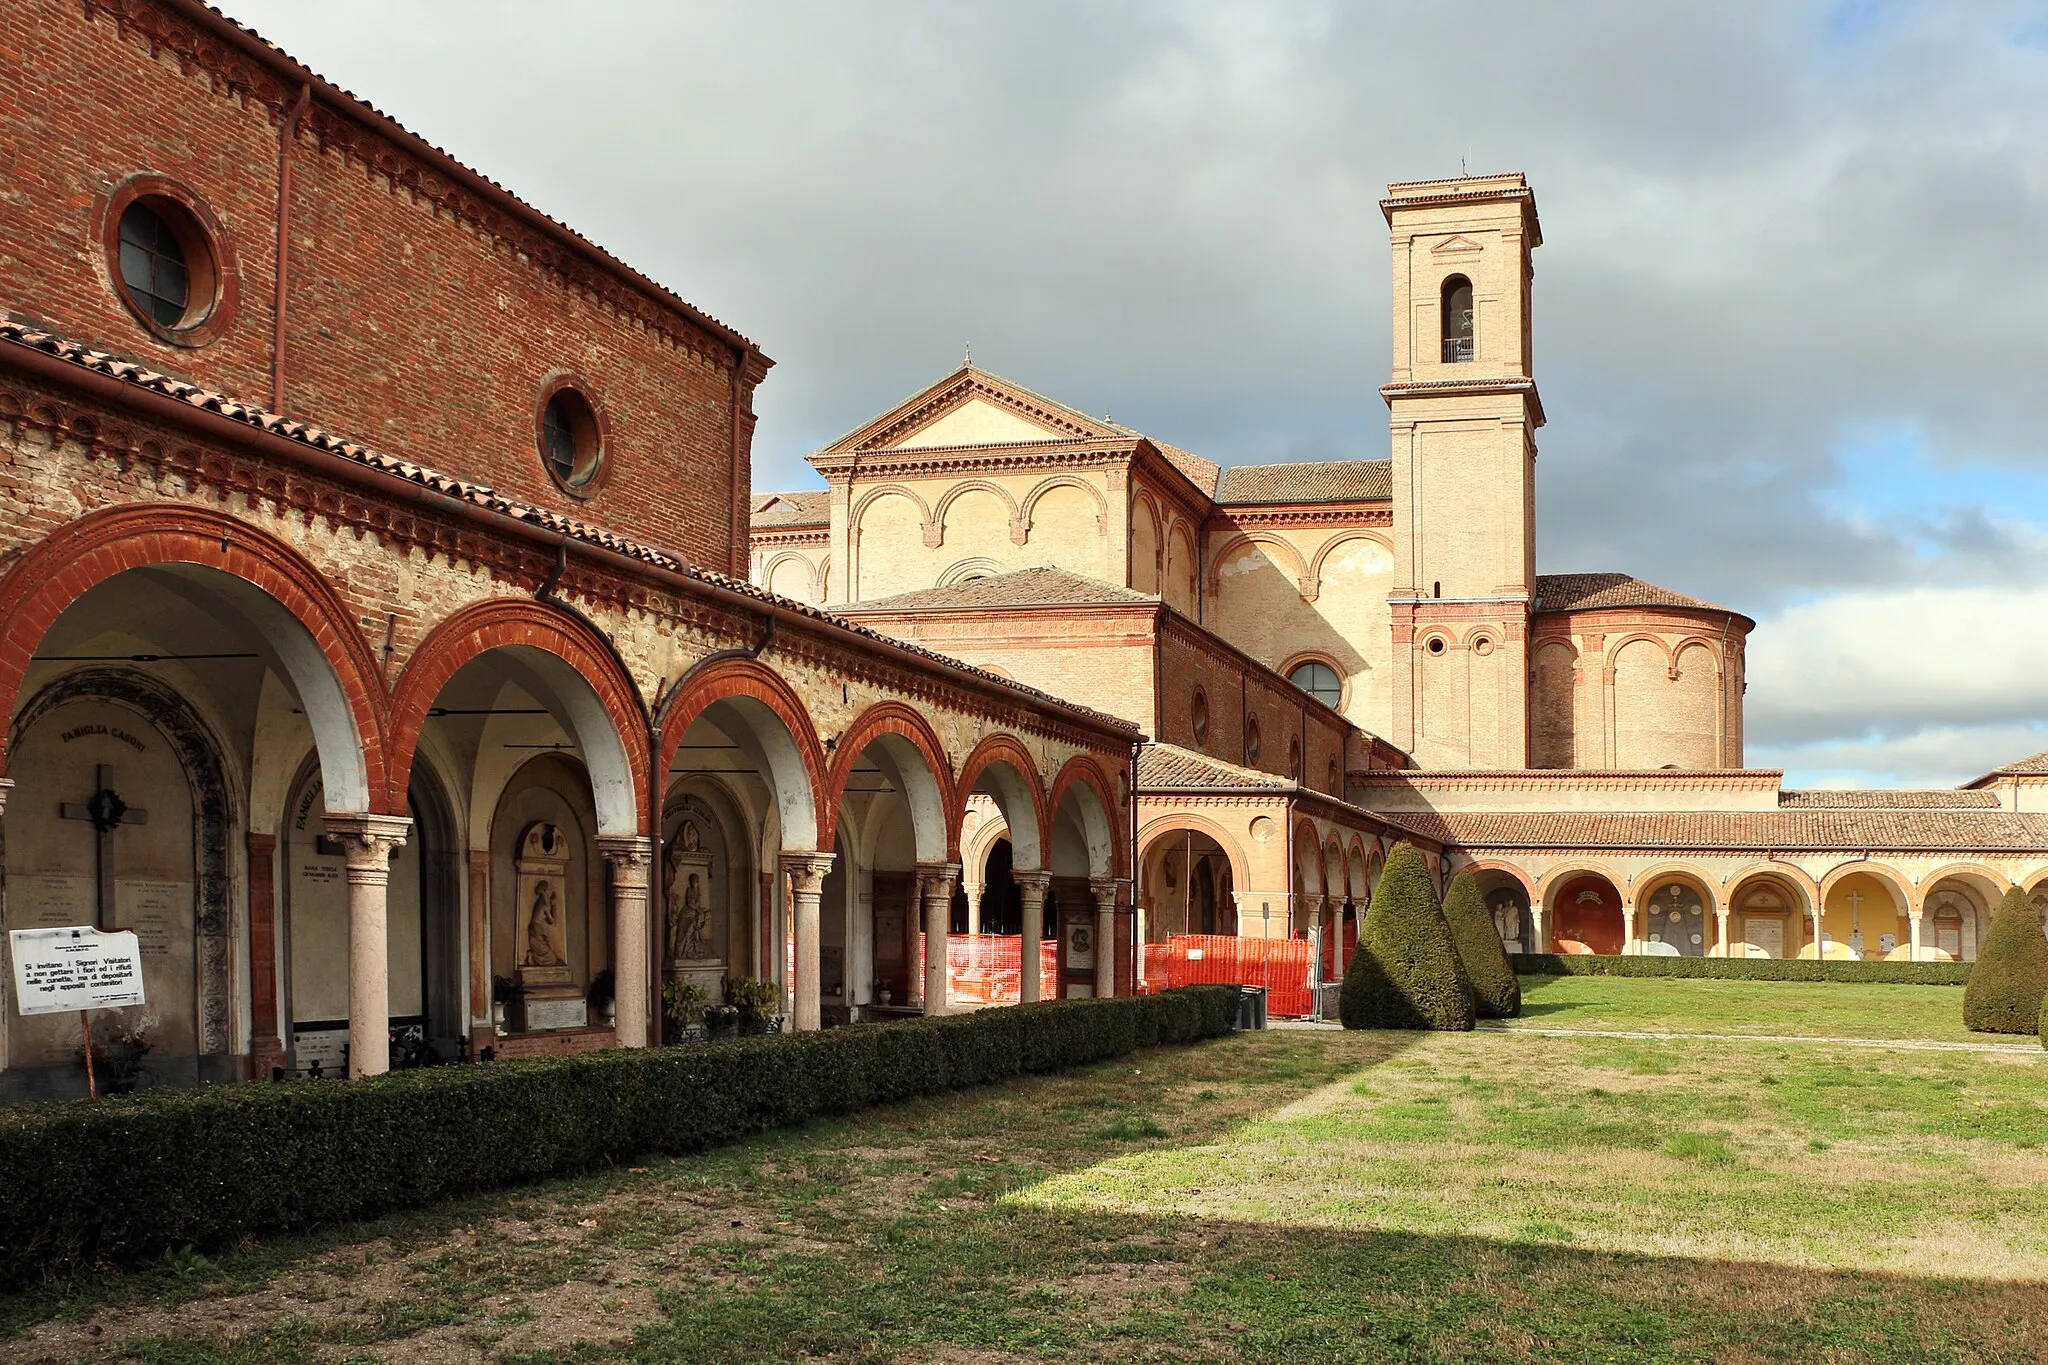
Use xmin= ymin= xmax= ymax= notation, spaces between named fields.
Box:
xmin=57 ymin=762 xmax=148 ymax=930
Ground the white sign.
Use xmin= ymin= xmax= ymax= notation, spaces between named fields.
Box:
xmin=8 ymin=926 xmax=147 ymax=1015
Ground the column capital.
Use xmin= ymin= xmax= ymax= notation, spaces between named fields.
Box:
xmin=781 ymin=851 xmax=837 ymax=895
xmin=1014 ymin=870 xmax=1052 ymax=897
xmin=325 ymin=813 xmax=410 ymax=884
xmin=1089 ymin=875 xmax=1127 ymax=906
xmin=0 ymin=775 xmax=13 ymax=818
xmin=916 ymin=860 xmax=963 ymax=884
xmin=597 ymin=834 xmax=655 ymax=884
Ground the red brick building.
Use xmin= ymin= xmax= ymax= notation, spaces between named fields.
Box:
xmin=0 ymin=0 xmax=1137 ymax=1099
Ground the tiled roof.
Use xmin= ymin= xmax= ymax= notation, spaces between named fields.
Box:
xmin=189 ymin=3 xmax=758 ymax=353
xmin=0 ymin=322 xmax=1137 ymax=737
xmin=1138 ymin=743 xmax=1292 ymax=791
xmin=1779 ymin=789 xmax=2001 ymax=810
xmin=1976 ymin=748 xmax=2048 ymax=779
xmin=750 ymin=490 xmax=829 ymax=528
xmin=1375 ymin=808 xmax=2048 ymax=853
xmin=1533 ymin=572 xmax=1746 ymax=619
xmin=1148 ymin=441 xmax=1221 ymax=497
xmin=1216 ymin=460 xmax=1391 ymax=505
xmin=839 ymin=566 xmax=1158 ymax=613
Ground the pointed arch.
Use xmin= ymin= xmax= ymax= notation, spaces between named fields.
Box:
xmin=0 ymin=502 xmax=387 ymax=812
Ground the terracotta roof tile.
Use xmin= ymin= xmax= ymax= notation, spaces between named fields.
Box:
xmin=1139 ymin=743 xmax=1292 ymax=791
xmin=1534 ymin=572 xmax=1747 ymax=619
xmin=1977 ymin=748 xmax=2048 ymax=778
xmin=0 ymin=322 xmax=1135 ymax=737
xmin=1778 ymin=789 xmax=2000 ymax=810
xmin=1375 ymin=808 xmax=2048 ymax=853
xmin=1216 ymin=460 xmax=1391 ymax=505
xmin=839 ymin=566 xmax=1158 ymax=613
xmin=750 ymin=490 xmax=829 ymax=528
xmin=1148 ymin=440 xmax=1221 ymax=497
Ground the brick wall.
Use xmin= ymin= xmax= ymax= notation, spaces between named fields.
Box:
xmin=0 ymin=0 xmax=755 ymax=572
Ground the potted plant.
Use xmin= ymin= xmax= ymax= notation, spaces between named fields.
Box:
xmin=728 ymin=976 xmax=782 ymax=1037
xmin=491 ymin=974 xmax=525 ymax=1036
xmin=662 ymin=979 xmax=708 ymax=1042
xmin=586 ymin=969 xmax=616 ymax=1028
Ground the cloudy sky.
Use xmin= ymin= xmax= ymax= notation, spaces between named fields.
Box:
xmin=221 ymin=0 xmax=2048 ymax=788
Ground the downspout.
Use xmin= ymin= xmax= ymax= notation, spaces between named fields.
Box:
xmin=728 ymin=344 xmax=749 ymax=579
xmin=271 ymin=83 xmax=312 ymax=412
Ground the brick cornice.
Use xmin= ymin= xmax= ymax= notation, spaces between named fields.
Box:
xmin=1209 ymin=504 xmax=1391 ymax=531
xmin=814 ymin=441 xmax=1139 ymax=482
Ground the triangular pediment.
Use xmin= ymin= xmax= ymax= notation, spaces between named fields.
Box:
xmin=816 ymin=366 xmax=1128 ymax=457
xmin=1431 ymin=234 xmax=1484 ymax=253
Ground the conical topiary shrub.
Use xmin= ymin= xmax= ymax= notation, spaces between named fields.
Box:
xmin=1339 ymin=842 xmax=1474 ymax=1031
xmin=1442 ymin=871 xmax=1521 ymax=1019
xmin=1964 ymin=887 xmax=2048 ymax=1034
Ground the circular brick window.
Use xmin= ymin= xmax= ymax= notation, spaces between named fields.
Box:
xmin=101 ymin=176 xmax=237 ymax=347
xmin=1426 ymin=636 xmax=1447 ymax=655
xmin=1191 ymin=687 xmax=1210 ymax=745
xmin=1246 ymin=714 xmax=1261 ymax=761
xmin=536 ymin=378 xmax=606 ymax=496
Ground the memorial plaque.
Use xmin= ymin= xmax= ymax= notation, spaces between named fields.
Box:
xmin=116 ymin=879 xmax=188 ymax=959
xmin=523 ymin=996 xmax=589 ymax=1031
xmin=8 ymin=926 xmax=146 ymax=1014
xmin=8 ymin=874 xmax=97 ymax=930
xmin=293 ymin=1024 xmax=349 ymax=1074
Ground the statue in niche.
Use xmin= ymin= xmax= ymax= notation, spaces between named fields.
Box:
xmin=663 ymin=817 xmax=717 ymax=969
xmin=524 ymin=879 xmax=566 ymax=967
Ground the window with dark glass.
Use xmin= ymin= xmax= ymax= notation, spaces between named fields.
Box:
xmin=118 ymin=201 xmax=192 ymax=328
xmin=539 ymin=387 xmax=601 ymax=491
xmin=1441 ymin=275 xmax=1474 ymax=362
xmin=1289 ymin=660 xmax=1342 ymax=709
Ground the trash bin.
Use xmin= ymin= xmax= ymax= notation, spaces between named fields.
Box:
xmin=1236 ymin=985 xmax=1268 ymax=1030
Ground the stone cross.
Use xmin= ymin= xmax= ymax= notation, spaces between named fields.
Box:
xmin=1846 ymin=889 xmax=1863 ymax=932
xmin=58 ymin=762 xmax=148 ymax=929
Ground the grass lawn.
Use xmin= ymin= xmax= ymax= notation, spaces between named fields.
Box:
xmin=4 ymin=977 xmax=2047 ymax=1363
xmin=1508 ymin=973 xmax=1997 ymax=1044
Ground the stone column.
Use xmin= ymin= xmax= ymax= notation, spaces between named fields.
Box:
xmin=1090 ymin=877 xmax=1121 ymax=998
xmin=919 ymin=862 xmax=960 ymax=1015
xmin=597 ymin=835 xmax=654 ymax=1047
xmin=783 ymin=852 xmax=835 ymax=1031
xmin=468 ymin=850 xmax=492 ymax=1035
xmin=1908 ymin=909 xmax=1923 ymax=963
xmin=1714 ymin=908 xmax=1731 ymax=960
xmin=327 ymin=813 xmax=411 ymax=1079
xmin=1811 ymin=906 xmax=1825 ymax=960
xmin=1621 ymin=895 xmax=1638 ymax=956
xmin=1016 ymin=870 xmax=1051 ymax=1003
xmin=962 ymin=880 xmax=983 ymax=935
xmin=1300 ymin=895 xmax=1326 ymax=987
xmin=246 ymin=833 xmax=286 ymax=1077
xmin=0 ymin=776 xmax=12 ymax=818
xmin=1530 ymin=900 xmax=1547 ymax=954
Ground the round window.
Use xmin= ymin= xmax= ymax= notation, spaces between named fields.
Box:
xmin=1191 ymin=687 xmax=1210 ymax=745
xmin=1288 ymin=739 xmax=1302 ymax=780
xmin=102 ymin=178 xmax=236 ymax=346
xmin=1246 ymin=714 xmax=1261 ymax=761
xmin=1473 ymin=636 xmax=1494 ymax=657
xmin=1426 ymin=637 xmax=1447 ymax=655
xmin=1288 ymin=660 xmax=1343 ymax=709
xmin=537 ymin=382 xmax=604 ymax=494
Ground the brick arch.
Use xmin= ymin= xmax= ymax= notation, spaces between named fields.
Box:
xmin=1347 ymin=835 xmax=1370 ymax=901
xmin=0 ymin=502 xmax=388 ymax=811
xmin=1817 ymin=859 xmax=1917 ymax=914
xmin=1915 ymin=862 xmax=2014 ymax=900
xmin=1633 ymin=861 xmax=1722 ymax=911
xmin=932 ymin=479 xmax=1024 ymax=547
xmin=1020 ymin=474 xmax=1109 ymax=537
xmin=954 ymin=732 xmax=1048 ymax=870
xmin=389 ymin=597 xmax=650 ymax=833
xmin=656 ymin=655 xmax=828 ymax=852
xmin=757 ymin=550 xmax=821 ymax=603
xmin=822 ymin=700 xmax=957 ymax=861
xmin=1047 ymin=753 xmax=1126 ymax=879
xmin=1206 ymin=531 xmax=1311 ymax=601
xmin=1137 ymin=813 xmax=1250 ymax=889
xmin=1293 ymin=816 xmax=1327 ymax=897
xmin=1305 ymin=531 xmax=1393 ymax=603
xmin=1537 ymin=862 xmax=1628 ymax=906
xmin=1458 ymin=859 xmax=1537 ymax=898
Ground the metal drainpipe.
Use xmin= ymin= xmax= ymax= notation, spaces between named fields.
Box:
xmin=271 ymin=84 xmax=311 ymax=412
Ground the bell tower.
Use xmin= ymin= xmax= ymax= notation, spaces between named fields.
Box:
xmin=1382 ymin=173 xmax=1543 ymax=769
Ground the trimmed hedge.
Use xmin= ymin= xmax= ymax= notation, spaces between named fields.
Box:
xmin=0 ymin=986 xmax=1237 ymax=1286
xmin=1511 ymin=953 xmax=1972 ymax=986
xmin=1340 ymin=842 xmax=1474 ymax=1031
xmin=1442 ymin=871 xmax=1520 ymax=1019
xmin=1963 ymin=888 xmax=2048 ymax=1034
